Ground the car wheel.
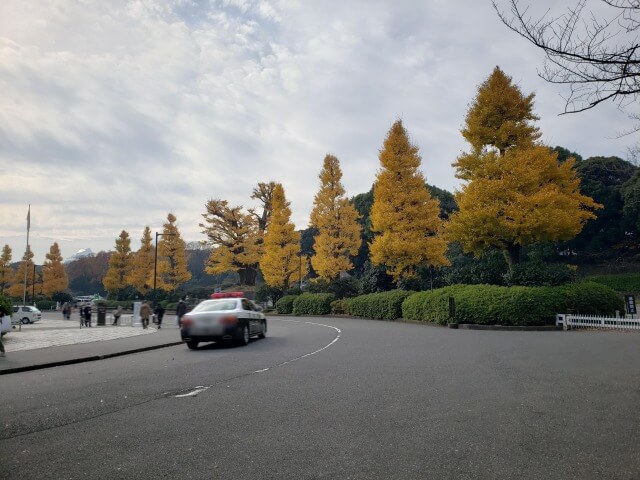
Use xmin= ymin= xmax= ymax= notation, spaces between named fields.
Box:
xmin=21 ymin=317 xmax=30 ymax=324
xmin=186 ymin=341 xmax=199 ymax=350
xmin=258 ymin=320 xmax=266 ymax=339
xmin=237 ymin=324 xmax=250 ymax=346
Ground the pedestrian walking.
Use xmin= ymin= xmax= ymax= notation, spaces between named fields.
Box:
xmin=83 ymin=304 xmax=92 ymax=327
xmin=112 ymin=305 xmax=122 ymax=325
xmin=0 ymin=305 xmax=8 ymax=357
xmin=154 ymin=303 xmax=165 ymax=329
xmin=176 ymin=297 xmax=187 ymax=327
xmin=140 ymin=301 xmax=152 ymax=329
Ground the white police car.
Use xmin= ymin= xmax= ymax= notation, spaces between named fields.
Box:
xmin=180 ymin=292 xmax=266 ymax=350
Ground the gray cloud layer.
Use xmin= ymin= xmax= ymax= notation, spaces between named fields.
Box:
xmin=0 ymin=0 xmax=633 ymax=261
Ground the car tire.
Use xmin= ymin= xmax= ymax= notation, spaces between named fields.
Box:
xmin=186 ymin=341 xmax=199 ymax=350
xmin=237 ymin=324 xmax=250 ymax=346
xmin=21 ymin=317 xmax=30 ymax=324
xmin=258 ymin=320 xmax=266 ymax=339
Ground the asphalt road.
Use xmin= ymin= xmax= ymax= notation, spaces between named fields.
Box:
xmin=1 ymin=317 xmax=640 ymax=480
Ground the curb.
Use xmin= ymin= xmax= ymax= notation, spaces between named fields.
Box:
xmin=456 ymin=324 xmax=562 ymax=331
xmin=0 ymin=341 xmax=183 ymax=376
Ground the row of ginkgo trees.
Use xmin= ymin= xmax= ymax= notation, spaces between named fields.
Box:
xmin=101 ymin=213 xmax=192 ymax=298
xmin=0 ymin=243 xmax=69 ymax=299
xmin=202 ymin=66 xmax=600 ymax=292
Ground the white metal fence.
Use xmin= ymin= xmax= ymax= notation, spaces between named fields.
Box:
xmin=557 ymin=314 xmax=640 ymax=331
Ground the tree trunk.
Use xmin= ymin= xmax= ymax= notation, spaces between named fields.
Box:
xmin=238 ymin=267 xmax=257 ymax=286
xmin=503 ymin=242 xmax=522 ymax=274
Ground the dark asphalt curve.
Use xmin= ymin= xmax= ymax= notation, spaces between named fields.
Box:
xmin=1 ymin=317 xmax=640 ymax=480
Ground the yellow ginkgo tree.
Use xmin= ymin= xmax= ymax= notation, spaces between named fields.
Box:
xmin=448 ymin=66 xmax=601 ymax=272
xmin=42 ymin=242 xmax=68 ymax=296
xmin=127 ymin=226 xmax=155 ymax=295
xmin=103 ymin=230 xmax=134 ymax=295
xmin=370 ymin=120 xmax=449 ymax=281
xmin=260 ymin=183 xmax=306 ymax=290
xmin=310 ymin=154 xmax=361 ymax=280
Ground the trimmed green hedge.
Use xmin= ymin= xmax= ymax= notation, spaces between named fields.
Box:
xmin=36 ymin=300 xmax=57 ymax=311
xmin=275 ymin=295 xmax=298 ymax=314
xmin=293 ymin=293 xmax=335 ymax=315
xmin=402 ymin=282 xmax=624 ymax=326
xmin=585 ymin=273 xmax=640 ymax=293
xmin=330 ymin=299 xmax=351 ymax=314
xmin=348 ymin=290 xmax=414 ymax=320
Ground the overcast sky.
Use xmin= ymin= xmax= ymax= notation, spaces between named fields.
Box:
xmin=0 ymin=0 xmax=635 ymax=262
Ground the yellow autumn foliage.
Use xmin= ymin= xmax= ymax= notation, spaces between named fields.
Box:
xmin=127 ymin=226 xmax=155 ymax=295
xmin=42 ymin=242 xmax=68 ymax=296
xmin=310 ymin=154 xmax=361 ymax=280
xmin=370 ymin=120 xmax=449 ymax=280
xmin=449 ymin=67 xmax=601 ymax=267
xmin=157 ymin=213 xmax=192 ymax=292
xmin=103 ymin=230 xmax=134 ymax=294
xmin=448 ymin=146 xmax=601 ymax=255
xmin=260 ymin=184 xmax=306 ymax=289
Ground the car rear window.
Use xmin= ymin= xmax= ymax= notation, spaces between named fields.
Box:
xmin=192 ymin=300 xmax=238 ymax=312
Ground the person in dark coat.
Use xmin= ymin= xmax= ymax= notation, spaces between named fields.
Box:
xmin=176 ymin=297 xmax=187 ymax=327
xmin=154 ymin=304 xmax=165 ymax=329
xmin=83 ymin=304 xmax=92 ymax=327
xmin=0 ymin=305 xmax=7 ymax=357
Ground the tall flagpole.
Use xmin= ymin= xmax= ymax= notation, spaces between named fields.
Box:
xmin=23 ymin=205 xmax=30 ymax=306
xmin=20 ymin=205 xmax=30 ymax=332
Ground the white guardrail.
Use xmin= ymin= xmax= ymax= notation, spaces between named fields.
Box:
xmin=557 ymin=314 xmax=640 ymax=331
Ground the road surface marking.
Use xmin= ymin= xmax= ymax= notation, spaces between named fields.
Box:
xmin=174 ymin=319 xmax=341 ymax=398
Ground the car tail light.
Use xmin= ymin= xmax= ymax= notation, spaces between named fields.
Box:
xmin=220 ymin=315 xmax=237 ymax=325
xmin=181 ymin=316 xmax=194 ymax=327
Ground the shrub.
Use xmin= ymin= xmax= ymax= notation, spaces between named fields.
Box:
xmin=401 ymin=285 xmax=467 ymax=324
xmin=402 ymin=282 xmax=623 ymax=326
xmin=585 ymin=273 xmax=640 ymax=293
xmin=330 ymin=299 xmax=351 ymax=314
xmin=505 ymin=260 xmax=577 ymax=286
xmin=306 ymin=277 xmax=361 ymax=299
xmin=0 ymin=293 xmax=11 ymax=317
xmin=255 ymin=284 xmax=284 ymax=304
xmin=275 ymin=295 xmax=298 ymax=314
xmin=560 ymin=281 xmax=625 ymax=315
xmin=348 ymin=290 xmax=414 ymax=320
xmin=293 ymin=293 xmax=335 ymax=315
xmin=36 ymin=300 xmax=57 ymax=311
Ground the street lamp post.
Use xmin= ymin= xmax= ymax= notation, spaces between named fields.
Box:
xmin=32 ymin=264 xmax=36 ymax=305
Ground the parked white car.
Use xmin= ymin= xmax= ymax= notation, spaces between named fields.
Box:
xmin=11 ymin=305 xmax=42 ymax=325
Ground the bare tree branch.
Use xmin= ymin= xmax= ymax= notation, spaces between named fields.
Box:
xmin=493 ymin=0 xmax=640 ymax=114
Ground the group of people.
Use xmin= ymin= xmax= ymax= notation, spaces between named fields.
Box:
xmin=0 ymin=298 xmax=190 ymax=359
xmin=136 ymin=297 xmax=187 ymax=329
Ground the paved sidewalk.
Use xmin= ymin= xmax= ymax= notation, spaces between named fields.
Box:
xmin=0 ymin=316 xmax=184 ymax=375
xmin=3 ymin=318 xmax=158 ymax=352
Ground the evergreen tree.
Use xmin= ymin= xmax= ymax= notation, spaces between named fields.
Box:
xmin=260 ymin=184 xmax=306 ymax=290
xmin=448 ymin=67 xmax=601 ymax=272
xmin=0 ymin=245 xmax=13 ymax=295
xmin=127 ymin=226 xmax=155 ymax=295
xmin=8 ymin=246 xmax=35 ymax=299
xmin=370 ymin=120 xmax=448 ymax=281
xmin=157 ymin=213 xmax=192 ymax=292
xmin=310 ymin=154 xmax=361 ymax=280
xmin=42 ymin=242 xmax=68 ymax=296
xmin=102 ymin=230 xmax=134 ymax=295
